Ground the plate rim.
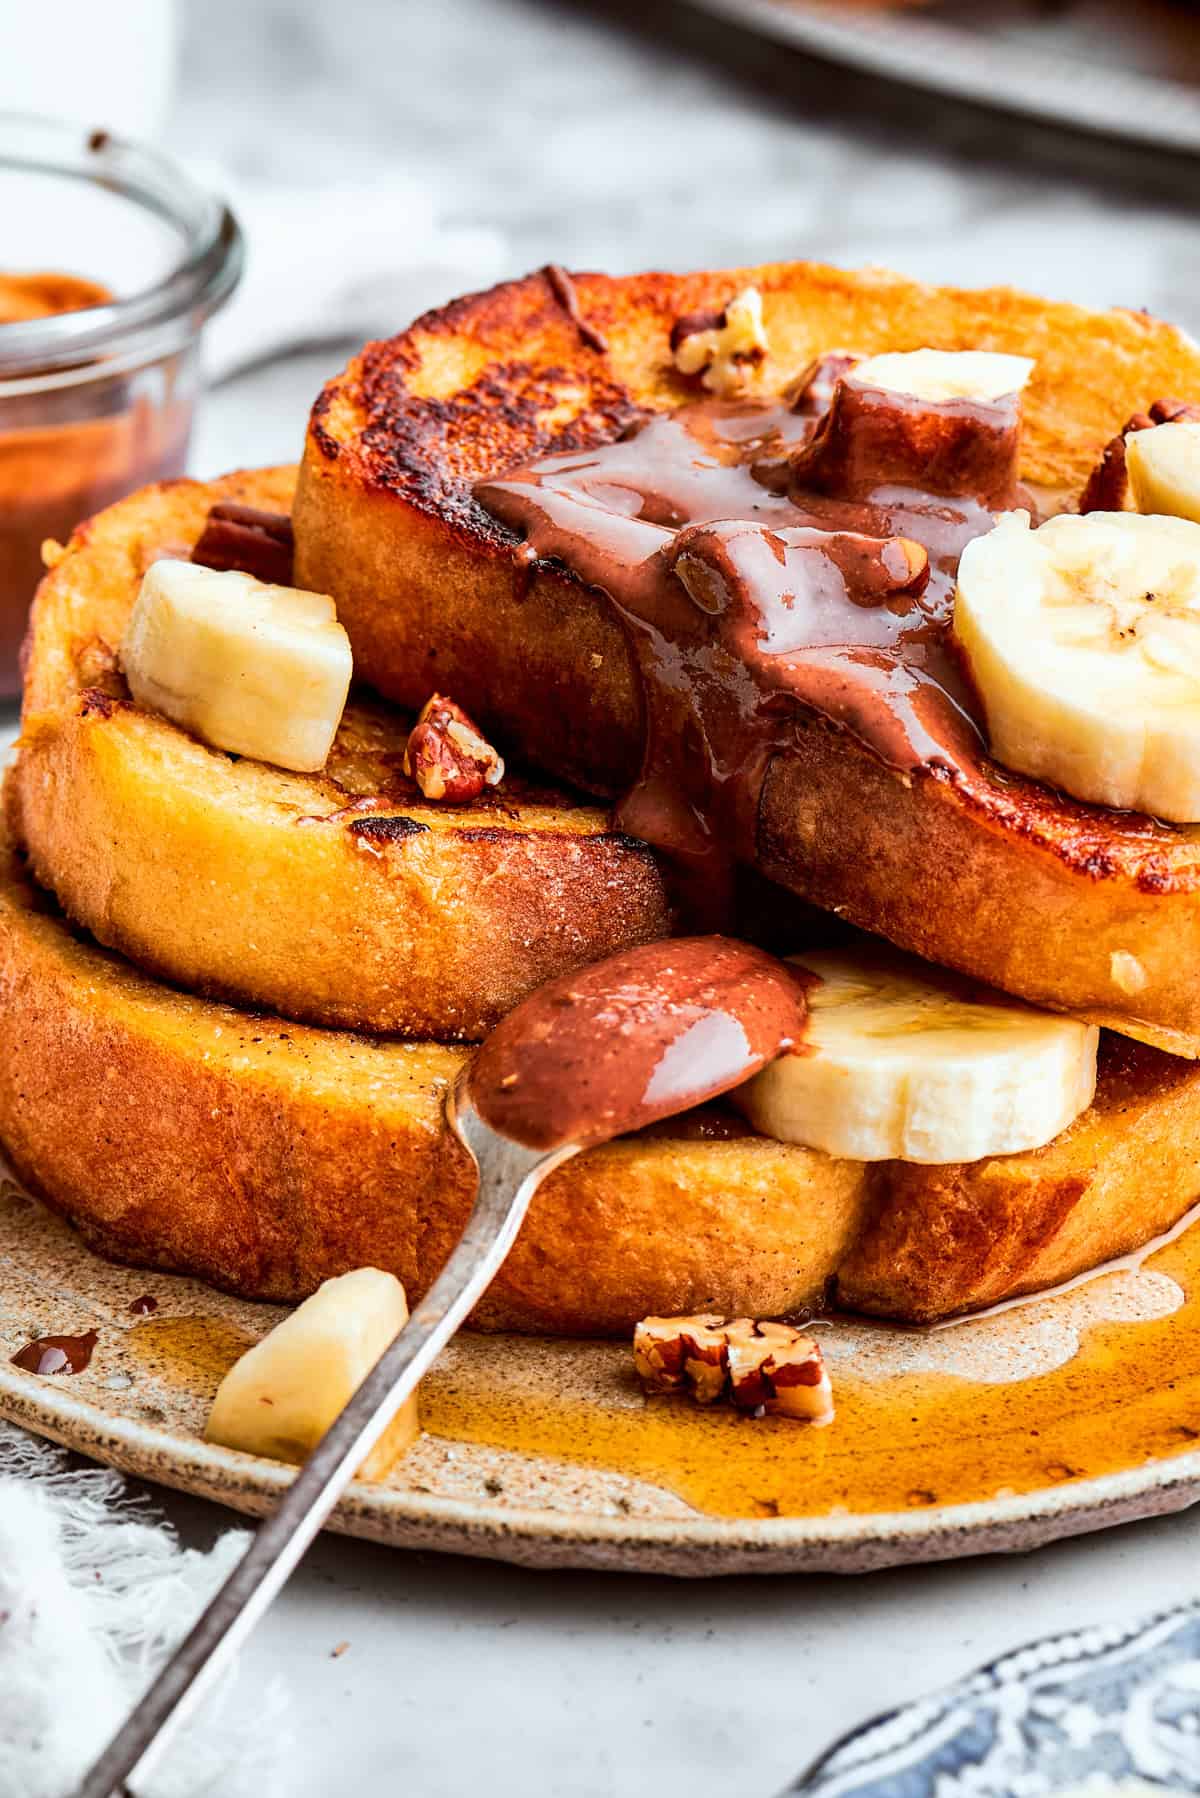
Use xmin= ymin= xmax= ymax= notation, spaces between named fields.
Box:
xmin=5 ymin=1361 xmax=1200 ymax=1575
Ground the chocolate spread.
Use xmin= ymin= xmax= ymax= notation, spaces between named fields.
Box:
xmin=544 ymin=265 xmax=609 ymax=356
xmin=468 ymin=936 xmax=811 ymax=1151
xmin=475 ymin=364 xmax=1022 ymax=920
xmin=192 ymin=502 xmax=295 ymax=585
xmin=11 ymin=1328 xmax=98 ymax=1374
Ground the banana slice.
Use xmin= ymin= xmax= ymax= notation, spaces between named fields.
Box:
xmin=205 ymin=1268 xmax=419 ymax=1479
xmin=954 ymin=509 xmax=1200 ymax=820
xmin=120 ymin=559 xmax=352 ymax=773
xmin=734 ymin=947 xmax=1097 ymax=1164
xmin=1126 ymin=421 xmax=1200 ymax=525
xmin=852 ymin=348 xmax=1034 ymax=404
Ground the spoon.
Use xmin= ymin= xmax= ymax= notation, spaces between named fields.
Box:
xmin=76 ymin=936 xmax=809 ymax=1798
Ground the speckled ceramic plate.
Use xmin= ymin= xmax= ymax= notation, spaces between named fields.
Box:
xmin=5 ymin=1172 xmax=1200 ymax=1575
xmin=687 ymin=0 xmax=1200 ymax=157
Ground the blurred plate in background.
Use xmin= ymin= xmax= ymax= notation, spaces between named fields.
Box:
xmin=684 ymin=0 xmax=1200 ymax=155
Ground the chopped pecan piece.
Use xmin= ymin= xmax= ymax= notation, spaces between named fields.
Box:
xmin=1079 ymin=398 xmax=1200 ymax=513
xmin=723 ymin=1319 xmax=833 ymax=1420
xmin=634 ymin=1314 xmax=833 ymax=1423
xmin=403 ymin=694 xmax=505 ymax=802
xmin=192 ymin=502 xmax=295 ymax=585
xmin=1078 ymin=422 xmax=1145 ymax=514
xmin=1148 ymin=398 xmax=1200 ymax=425
xmin=670 ymin=286 xmax=769 ymax=397
xmin=634 ymin=1313 xmax=728 ymax=1404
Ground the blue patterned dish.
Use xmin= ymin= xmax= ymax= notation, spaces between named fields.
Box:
xmin=787 ymin=1603 xmax=1200 ymax=1796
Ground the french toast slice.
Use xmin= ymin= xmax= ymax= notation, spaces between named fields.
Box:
xmin=293 ymin=260 xmax=1200 ymax=1056
xmin=1 ymin=824 xmax=1198 ymax=1330
xmin=7 ymin=469 xmax=670 ymax=1039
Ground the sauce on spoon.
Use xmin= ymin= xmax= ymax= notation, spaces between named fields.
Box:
xmin=468 ymin=935 xmax=811 ymax=1151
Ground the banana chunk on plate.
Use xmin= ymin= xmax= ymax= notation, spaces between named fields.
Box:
xmin=121 ymin=559 xmax=352 ymax=773
xmin=205 ymin=1268 xmax=419 ymax=1480
xmin=954 ymin=510 xmax=1200 ymax=821
xmin=1126 ymin=420 xmax=1200 ymax=525
xmin=734 ymin=947 xmax=1098 ymax=1164
xmin=852 ymin=347 xmax=1034 ymax=404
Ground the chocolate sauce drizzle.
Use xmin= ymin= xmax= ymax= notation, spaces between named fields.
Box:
xmin=475 ymin=361 xmax=1023 ymax=922
xmin=12 ymin=1329 xmax=98 ymax=1375
xmin=544 ymin=265 xmax=609 ymax=356
xmin=192 ymin=502 xmax=295 ymax=586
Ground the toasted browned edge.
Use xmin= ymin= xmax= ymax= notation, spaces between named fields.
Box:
xmin=8 ymin=467 xmax=671 ymax=1039
xmin=293 ymin=260 xmax=1200 ymax=1052
xmin=1 ymin=819 xmax=1199 ymax=1330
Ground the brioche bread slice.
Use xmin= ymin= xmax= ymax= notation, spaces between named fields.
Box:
xmin=7 ymin=470 xmax=670 ymax=1039
xmin=293 ymin=260 xmax=1200 ymax=1056
xmin=1 ymin=825 xmax=1198 ymax=1330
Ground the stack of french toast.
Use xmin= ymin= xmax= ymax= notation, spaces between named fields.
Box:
xmin=5 ymin=257 xmax=1200 ymax=1343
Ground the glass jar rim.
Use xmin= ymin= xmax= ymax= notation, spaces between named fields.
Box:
xmin=0 ymin=112 xmax=242 ymax=381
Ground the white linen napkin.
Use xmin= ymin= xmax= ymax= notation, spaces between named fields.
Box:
xmin=0 ymin=1423 xmax=289 ymax=1798
xmin=198 ymin=170 xmax=509 ymax=381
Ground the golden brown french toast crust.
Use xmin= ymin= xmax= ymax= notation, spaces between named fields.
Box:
xmin=295 ymin=261 xmax=1200 ymax=1046
xmin=310 ymin=337 xmax=644 ymax=555
xmin=3 ymin=816 xmax=1200 ymax=1332
xmin=305 ymin=261 xmax=1198 ymax=513
xmin=928 ymin=761 xmax=1196 ymax=891
xmin=302 ymin=265 xmax=1200 ymax=890
xmin=10 ymin=468 xmax=671 ymax=1039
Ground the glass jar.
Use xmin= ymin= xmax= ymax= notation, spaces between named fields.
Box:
xmin=0 ymin=114 xmax=242 ymax=698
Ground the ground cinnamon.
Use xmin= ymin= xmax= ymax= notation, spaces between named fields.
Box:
xmin=0 ymin=272 xmax=190 ymax=697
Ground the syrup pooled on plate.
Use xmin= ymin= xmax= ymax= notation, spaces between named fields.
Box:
xmin=420 ymin=1223 xmax=1200 ymax=1521
xmin=2 ymin=1183 xmax=1198 ymax=1527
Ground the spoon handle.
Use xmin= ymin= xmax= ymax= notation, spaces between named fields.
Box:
xmin=76 ymin=1088 xmax=567 ymax=1798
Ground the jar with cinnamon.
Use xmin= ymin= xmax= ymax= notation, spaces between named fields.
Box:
xmin=0 ymin=116 xmax=241 ymax=701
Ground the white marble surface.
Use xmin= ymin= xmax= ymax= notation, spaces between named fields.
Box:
xmin=175 ymin=0 xmax=1200 ymax=477
xmin=130 ymin=3 xmax=1200 ymax=1793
